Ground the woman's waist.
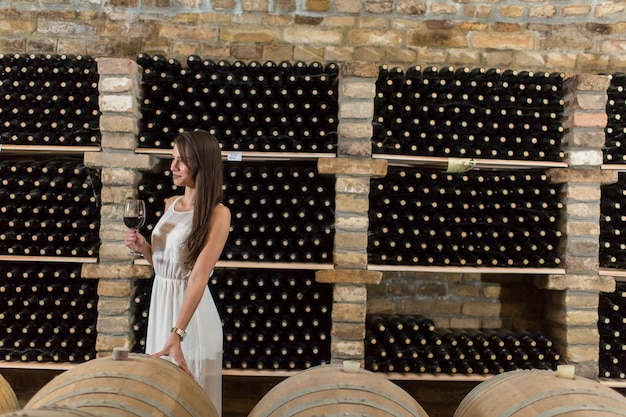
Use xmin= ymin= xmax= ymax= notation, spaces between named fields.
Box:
xmin=153 ymin=272 xmax=189 ymax=282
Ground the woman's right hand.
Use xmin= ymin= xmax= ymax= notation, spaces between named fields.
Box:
xmin=125 ymin=229 xmax=148 ymax=255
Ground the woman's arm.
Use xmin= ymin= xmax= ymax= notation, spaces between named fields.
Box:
xmin=150 ymin=204 xmax=231 ymax=375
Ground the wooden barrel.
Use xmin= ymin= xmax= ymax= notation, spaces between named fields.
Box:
xmin=454 ymin=369 xmax=626 ymax=417
xmin=0 ymin=373 xmax=19 ymax=414
xmin=24 ymin=353 xmax=218 ymax=417
xmin=248 ymin=363 xmax=429 ymax=417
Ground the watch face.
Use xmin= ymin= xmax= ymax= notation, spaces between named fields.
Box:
xmin=172 ymin=327 xmax=186 ymax=340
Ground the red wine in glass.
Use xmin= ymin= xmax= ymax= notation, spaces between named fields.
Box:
xmin=124 ymin=198 xmax=146 ymax=257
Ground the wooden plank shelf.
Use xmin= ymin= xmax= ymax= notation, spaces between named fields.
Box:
xmin=0 ymin=361 xmax=74 ymax=371
xmin=368 ymin=264 xmax=565 ymax=275
xmin=134 ymin=258 xmax=334 ymax=270
xmin=136 ymin=148 xmax=337 ymax=161
xmin=0 ymin=255 xmax=98 ymax=264
xmin=225 ymin=369 xmax=492 ymax=382
xmin=602 ymin=164 xmax=626 ymax=171
xmin=374 ymin=154 xmax=568 ymax=171
xmin=0 ymin=145 xmax=101 ymax=154
xmin=4 ymin=361 xmax=618 ymax=388
xmin=600 ymin=378 xmax=626 ymax=388
xmin=0 ymin=362 xmax=494 ymax=382
xmin=599 ymin=268 xmax=626 ymax=282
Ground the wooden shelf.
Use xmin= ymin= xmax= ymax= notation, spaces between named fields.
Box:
xmin=0 ymin=362 xmax=488 ymax=381
xmin=0 ymin=361 xmax=74 ymax=371
xmin=377 ymin=371 xmax=492 ymax=382
xmin=139 ymin=259 xmax=569 ymax=274
xmin=134 ymin=258 xmax=333 ymax=270
xmin=0 ymin=145 xmax=101 ymax=154
xmin=222 ymin=369 xmax=492 ymax=382
xmin=0 ymin=255 xmax=98 ymax=264
xmin=5 ymin=362 xmax=615 ymax=387
xmin=602 ymin=164 xmax=626 ymax=171
xmin=600 ymin=378 xmax=626 ymax=388
xmin=136 ymin=148 xmax=336 ymax=161
xmin=368 ymin=264 xmax=566 ymax=275
xmin=374 ymin=154 xmax=568 ymax=170
xmin=223 ymin=369 xmax=297 ymax=378
xmin=599 ymin=268 xmax=626 ymax=282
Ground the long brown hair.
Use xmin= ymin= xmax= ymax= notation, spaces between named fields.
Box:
xmin=173 ymin=130 xmax=224 ymax=269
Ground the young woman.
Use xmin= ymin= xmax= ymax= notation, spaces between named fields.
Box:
xmin=125 ymin=130 xmax=230 ymax=415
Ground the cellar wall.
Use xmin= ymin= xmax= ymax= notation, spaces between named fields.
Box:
xmin=1 ymin=2 xmax=626 ymax=75
xmin=367 ymin=272 xmax=547 ymax=330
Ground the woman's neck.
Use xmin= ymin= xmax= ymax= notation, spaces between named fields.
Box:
xmin=177 ymin=189 xmax=196 ymax=211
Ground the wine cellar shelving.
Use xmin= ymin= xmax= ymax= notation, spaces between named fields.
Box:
xmin=368 ymin=167 xmax=564 ymax=269
xmin=1 ymin=52 xmax=626 ymax=387
xmin=136 ymin=54 xmax=339 ymax=155
xmin=0 ymin=157 xmax=102 ymax=259
xmin=599 ymin=282 xmax=626 ymax=379
xmin=604 ymin=73 xmax=626 ymax=166
xmin=365 ymin=314 xmax=560 ymax=375
xmin=372 ymin=65 xmax=565 ymax=162
xmin=0 ymin=53 xmax=101 ymax=147
xmin=0 ymin=262 xmax=98 ymax=364
xmin=0 ymin=53 xmax=102 ymax=368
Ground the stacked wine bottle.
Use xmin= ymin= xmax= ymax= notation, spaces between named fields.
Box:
xmin=0 ymin=262 xmax=98 ymax=363
xmin=136 ymin=53 xmax=339 ymax=153
xmin=599 ymin=283 xmax=626 ymax=379
xmin=365 ymin=314 xmax=560 ymax=374
xmin=0 ymin=157 xmax=102 ymax=257
xmin=600 ymin=173 xmax=626 ymax=269
xmin=368 ymin=167 xmax=564 ymax=268
xmin=130 ymin=269 xmax=333 ymax=370
xmin=373 ymin=65 xmax=565 ymax=160
xmin=0 ymin=53 xmax=101 ymax=146
xmin=605 ymin=72 xmax=626 ymax=164
xmin=214 ymin=269 xmax=332 ymax=370
xmin=130 ymin=278 xmax=152 ymax=353
xmin=138 ymin=160 xmax=335 ymax=264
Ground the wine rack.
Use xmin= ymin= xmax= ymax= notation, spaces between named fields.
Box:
xmin=130 ymin=278 xmax=151 ymax=354
xmin=0 ymin=53 xmax=101 ymax=147
xmin=138 ymin=159 xmax=335 ymax=265
xmin=0 ymin=156 xmax=102 ymax=259
xmin=600 ymin=173 xmax=626 ymax=270
xmin=373 ymin=65 xmax=565 ymax=162
xmin=368 ymin=166 xmax=564 ymax=269
xmin=599 ymin=283 xmax=626 ymax=379
xmin=136 ymin=54 xmax=339 ymax=154
xmin=365 ymin=314 xmax=560 ymax=375
xmin=0 ymin=262 xmax=98 ymax=363
xmin=131 ymin=269 xmax=333 ymax=371
xmin=0 ymin=53 xmax=103 ymax=368
xmin=605 ymin=72 xmax=626 ymax=165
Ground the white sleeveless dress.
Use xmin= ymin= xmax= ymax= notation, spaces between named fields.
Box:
xmin=146 ymin=196 xmax=223 ymax=415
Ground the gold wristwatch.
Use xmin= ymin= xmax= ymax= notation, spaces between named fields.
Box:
xmin=171 ymin=327 xmax=186 ymax=341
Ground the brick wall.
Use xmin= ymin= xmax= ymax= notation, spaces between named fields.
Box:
xmin=1 ymin=2 xmax=626 ymax=75
xmin=367 ymin=271 xmax=548 ymax=330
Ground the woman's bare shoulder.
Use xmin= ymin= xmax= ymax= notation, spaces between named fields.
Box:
xmin=214 ymin=203 xmax=231 ymax=218
xmin=163 ymin=195 xmax=179 ymax=212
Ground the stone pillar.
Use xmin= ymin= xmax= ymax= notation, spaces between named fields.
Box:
xmin=81 ymin=58 xmax=154 ymax=357
xmin=536 ymin=74 xmax=617 ymax=378
xmin=316 ymin=61 xmax=386 ymax=365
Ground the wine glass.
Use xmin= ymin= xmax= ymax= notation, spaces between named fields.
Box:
xmin=124 ymin=198 xmax=146 ymax=257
